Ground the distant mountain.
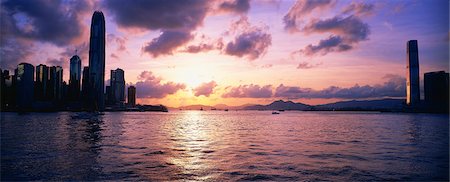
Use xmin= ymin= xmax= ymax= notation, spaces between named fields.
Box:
xmin=172 ymin=98 xmax=406 ymax=111
xmin=244 ymin=100 xmax=311 ymax=110
xmin=175 ymin=104 xmax=254 ymax=110
xmin=315 ymin=98 xmax=405 ymax=111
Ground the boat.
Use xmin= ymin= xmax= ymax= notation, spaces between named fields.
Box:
xmin=200 ymin=107 xmax=203 ymax=111
xmin=224 ymin=109 xmax=229 ymax=111
xmin=278 ymin=109 xmax=285 ymax=112
xmin=272 ymin=111 xmax=280 ymax=114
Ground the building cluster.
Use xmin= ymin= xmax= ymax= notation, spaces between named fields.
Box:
xmin=0 ymin=11 xmax=136 ymax=112
xmin=0 ymin=61 xmax=136 ymax=112
xmin=406 ymin=40 xmax=449 ymax=112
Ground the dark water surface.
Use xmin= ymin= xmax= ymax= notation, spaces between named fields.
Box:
xmin=1 ymin=111 xmax=448 ymax=181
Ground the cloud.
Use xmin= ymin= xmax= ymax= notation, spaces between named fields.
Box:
xmin=297 ymin=62 xmax=321 ymax=69
xmin=219 ymin=0 xmax=251 ymax=14
xmin=107 ymin=34 xmax=127 ymax=52
xmin=182 ymin=37 xmax=224 ymax=53
xmin=104 ymin=0 xmax=210 ymax=31
xmin=193 ymin=81 xmax=218 ymax=97
xmin=47 ymin=57 xmax=68 ymax=69
xmin=0 ymin=38 xmax=33 ymax=70
xmin=342 ymin=2 xmax=375 ymax=17
xmin=1 ymin=0 xmax=90 ymax=46
xmin=224 ymin=30 xmax=272 ymax=60
xmin=274 ymin=74 xmax=406 ymax=99
xmin=0 ymin=0 xmax=92 ymax=69
xmin=135 ymin=71 xmax=186 ymax=98
xmin=301 ymin=35 xmax=352 ymax=56
xmin=283 ymin=0 xmax=335 ymax=32
xmin=142 ymin=30 xmax=194 ymax=57
xmin=224 ymin=18 xmax=272 ymax=60
xmin=222 ymin=84 xmax=273 ymax=98
xmin=300 ymin=15 xmax=370 ymax=56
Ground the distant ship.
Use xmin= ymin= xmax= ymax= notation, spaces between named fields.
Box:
xmin=224 ymin=109 xmax=229 ymax=111
xmin=272 ymin=111 xmax=280 ymax=114
xmin=200 ymin=107 xmax=203 ymax=111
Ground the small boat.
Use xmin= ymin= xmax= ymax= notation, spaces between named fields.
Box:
xmin=200 ymin=107 xmax=204 ymax=111
xmin=278 ymin=110 xmax=285 ymax=112
xmin=224 ymin=109 xmax=229 ymax=111
xmin=272 ymin=111 xmax=280 ymax=114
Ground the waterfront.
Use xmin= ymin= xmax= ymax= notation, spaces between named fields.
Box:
xmin=1 ymin=111 xmax=448 ymax=181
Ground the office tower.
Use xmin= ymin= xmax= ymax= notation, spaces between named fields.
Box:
xmin=406 ymin=40 xmax=420 ymax=106
xmin=0 ymin=69 xmax=5 ymax=110
xmin=110 ymin=68 xmax=125 ymax=105
xmin=128 ymin=86 xmax=136 ymax=106
xmin=69 ymin=55 xmax=82 ymax=100
xmin=424 ymin=71 xmax=449 ymax=111
xmin=49 ymin=66 xmax=63 ymax=101
xmin=105 ymin=85 xmax=112 ymax=105
xmin=16 ymin=63 xmax=34 ymax=111
xmin=81 ymin=66 xmax=89 ymax=98
xmin=88 ymin=11 xmax=106 ymax=111
xmin=36 ymin=64 xmax=49 ymax=101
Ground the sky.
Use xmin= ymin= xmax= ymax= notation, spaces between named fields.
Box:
xmin=1 ymin=0 xmax=449 ymax=107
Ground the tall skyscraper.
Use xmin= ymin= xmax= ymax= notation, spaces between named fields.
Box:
xmin=16 ymin=63 xmax=34 ymax=111
xmin=110 ymin=68 xmax=125 ymax=104
xmin=69 ymin=55 xmax=82 ymax=100
xmin=406 ymin=40 xmax=420 ymax=106
xmin=424 ymin=71 xmax=449 ymax=111
xmin=88 ymin=11 xmax=106 ymax=111
xmin=81 ymin=66 xmax=89 ymax=97
xmin=49 ymin=66 xmax=63 ymax=101
xmin=128 ymin=86 xmax=136 ymax=107
xmin=36 ymin=64 xmax=49 ymax=101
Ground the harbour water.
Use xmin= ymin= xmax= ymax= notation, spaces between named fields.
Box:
xmin=1 ymin=111 xmax=448 ymax=181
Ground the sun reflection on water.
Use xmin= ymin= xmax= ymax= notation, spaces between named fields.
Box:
xmin=166 ymin=111 xmax=217 ymax=180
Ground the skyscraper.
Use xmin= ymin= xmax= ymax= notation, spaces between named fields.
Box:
xmin=16 ymin=63 xmax=34 ymax=111
xmin=36 ymin=64 xmax=49 ymax=101
xmin=424 ymin=71 xmax=449 ymax=112
xmin=110 ymin=68 xmax=125 ymax=105
xmin=406 ymin=40 xmax=420 ymax=106
xmin=49 ymin=66 xmax=63 ymax=102
xmin=88 ymin=11 xmax=106 ymax=111
xmin=128 ymin=86 xmax=136 ymax=107
xmin=69 ymin=55 xmax=82 ymax=100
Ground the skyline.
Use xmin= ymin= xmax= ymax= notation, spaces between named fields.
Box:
xmin=1 ymin=0 xmax=449 ymax=107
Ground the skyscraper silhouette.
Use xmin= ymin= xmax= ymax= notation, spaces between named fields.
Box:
xmin=88 ymin=11 xmax=106 ymax=111
xmin=110 ymin=68 xmax=125 ymax=104
xmin=128 ymin=86 xmax=136 ymax=107
xmin=36 ymin=64 xmax=49 ymax=101
xmin=406 ymin=40 xmax=420 ymax=106
xmin=16 ymin=63 xmax=34 ymax=111
xmin=69 ymin=55 xmax=81 ymax=101
xmin=49 ymin=66 xmax=63 ymax=102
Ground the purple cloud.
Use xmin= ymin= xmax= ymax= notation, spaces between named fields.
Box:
xmin=283 ymin=0 xmax=334 ymax=32
xmin=135 ymin=71 xmax=186 ymax=98
xmin=342 ymin=2 xmax=375 ymax=17
xmin=142 ymin=30 xmax=193 ymax=57
xmin=222 ymin=84 xmax=273 ymax=98
xmin=225 ymin=28 xmax=272 ymax=60
xmin=301 ymin=15 xmax=370 ymax=56
xmin=1 ymin=0 xmax=90 ymax=45
xmin=219 ymin=0 xmax=251 ymax=14
xmin=104 ymin=0 xmax=210 ymax=31
xmin=193 ymin=81 xmax=218 ymax=97
xmin=297 ymin=62 xmax=321 ymax=69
